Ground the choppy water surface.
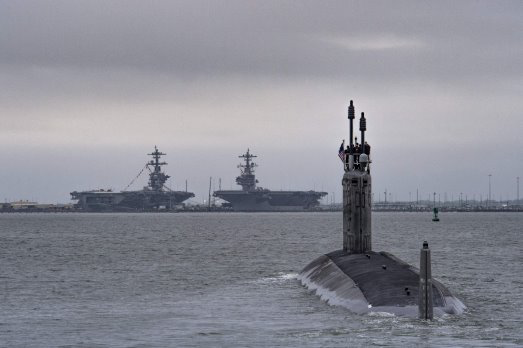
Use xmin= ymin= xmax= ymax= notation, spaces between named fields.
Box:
xmin=1 ymin=212 xmax=521 ymax=347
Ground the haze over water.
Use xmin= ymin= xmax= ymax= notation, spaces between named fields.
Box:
xmin=1 ymin=212 xmax=521 ymax=347
xmin=1 ymin=1 xmax=522 ymax=203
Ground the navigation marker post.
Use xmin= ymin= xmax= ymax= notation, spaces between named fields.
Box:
xmin=419 ymin=241 xmax=434 ymax=319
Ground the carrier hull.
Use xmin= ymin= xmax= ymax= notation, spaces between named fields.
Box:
xmin=214 ymin=190 xmax=327 ymax=212
xmin=71 ymin=190 xmax=194 ymax=211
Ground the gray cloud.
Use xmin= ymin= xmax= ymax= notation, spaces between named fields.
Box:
xmin=2 ymin=1 xmax=521 ymax=82
xmin=0 ymin=0 xmax=521 ymax=203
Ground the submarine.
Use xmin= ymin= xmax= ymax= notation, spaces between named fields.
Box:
xmin=299 ymin=101 xmax=465 ymax=318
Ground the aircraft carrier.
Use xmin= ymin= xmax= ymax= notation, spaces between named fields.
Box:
xmin=71 ymin=146 xmax=194 ymax=211
xmin=213 ymin=149 xmax=327 ymax=211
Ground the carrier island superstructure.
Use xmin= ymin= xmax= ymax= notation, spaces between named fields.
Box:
xmin=71 ymin=147 xmax=194 ymax=211
xmin=213 ymin=149 xmax=327 ymax=211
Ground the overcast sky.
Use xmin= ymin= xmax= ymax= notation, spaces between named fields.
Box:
xmin=1 ymin=0 xmax=522 ymax=204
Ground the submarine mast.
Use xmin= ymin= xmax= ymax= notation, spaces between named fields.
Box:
xmin=342 ymin=101 xmax=372 ymax=253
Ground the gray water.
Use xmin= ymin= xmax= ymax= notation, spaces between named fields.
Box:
xmin=1 ymin=212 xmax=521 ymax=347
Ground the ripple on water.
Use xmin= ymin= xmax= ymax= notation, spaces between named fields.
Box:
xmin=0 ymin=212 xmax=522 ymax=347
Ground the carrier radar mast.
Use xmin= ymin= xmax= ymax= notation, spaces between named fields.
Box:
xmin=236 ymin=148 xmax=259 ymax=192
xmin=147 ymin=146 xmax=170 ymax=191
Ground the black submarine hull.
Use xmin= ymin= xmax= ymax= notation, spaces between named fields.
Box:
xmin=299 ymin=250 xmax=465 ymax=317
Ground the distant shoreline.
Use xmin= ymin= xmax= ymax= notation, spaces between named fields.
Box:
xmin=1 ymin=208 xmax=521 ymax=214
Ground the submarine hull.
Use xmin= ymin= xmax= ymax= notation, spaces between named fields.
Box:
xmin=299 ymin=250 xmax=465 ymax=317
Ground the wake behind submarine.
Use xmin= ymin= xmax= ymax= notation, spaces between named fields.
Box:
xmin=299 ymin=101 xmax=465 ymax=318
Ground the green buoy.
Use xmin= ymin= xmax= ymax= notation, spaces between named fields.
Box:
xmin=432 ymin=207 xmax=440 ymax=222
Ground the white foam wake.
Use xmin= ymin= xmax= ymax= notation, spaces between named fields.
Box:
xmin=255 ymin=272 xmax=298 ymax=284
xmin=297 ymin=268 xmax=370 ymax=314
